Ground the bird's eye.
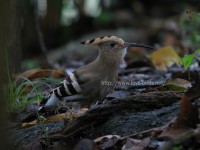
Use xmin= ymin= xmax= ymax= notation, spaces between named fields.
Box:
xmin=110 ymin=43 xmax=115 ymax=47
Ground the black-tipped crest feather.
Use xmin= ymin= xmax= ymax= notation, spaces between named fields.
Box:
xmin=80 ymin=41 xmax=86 ymax=45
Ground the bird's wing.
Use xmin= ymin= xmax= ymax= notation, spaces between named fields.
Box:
xmin=40 ymin=70 xmax=85 ymax=107
xmin=22 ymin=70 xmax=86 ymax=123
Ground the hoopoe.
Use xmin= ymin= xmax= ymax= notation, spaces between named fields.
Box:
xmin=31 ymin=36 xmax=154 ymax=118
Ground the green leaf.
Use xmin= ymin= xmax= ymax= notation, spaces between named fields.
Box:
xmin=196 ymin=48 xmax=200 ymax=53
xmin=181 ymin=54 xmax=195 ymax=69
xmin=172 ymin=145 xmax=183 ymax=150
xmin=94 ymin=11 xmax=113 ymax=26
xmin=195 ymin=48 xmax=200 ymax=60
xmin=159 ymin=83 xmax=187 ymax=91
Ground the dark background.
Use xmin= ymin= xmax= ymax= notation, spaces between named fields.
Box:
xmin=0 ymin=0 xmax=200 ymax=149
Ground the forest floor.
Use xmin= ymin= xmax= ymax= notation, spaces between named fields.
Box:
xmin=6 ymin=14 xmax=200 ymax=150
xmin=7 ymin=59 xmax=200 ymax=150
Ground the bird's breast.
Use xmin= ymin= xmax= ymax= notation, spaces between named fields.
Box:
xmin=80 ymin=73 xmax=117 ymax=101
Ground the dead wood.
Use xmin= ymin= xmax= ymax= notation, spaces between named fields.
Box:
xmin=9 ymin=91 xmax=183 ymax=148
xmin=52 ymin=91 xmax=183 ymax=139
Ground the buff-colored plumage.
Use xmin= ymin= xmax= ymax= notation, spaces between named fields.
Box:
xmin=23 ymin=35 xmax=154 ymax=122
xmin=81 ymin=35 xmax=124 ymax=46
xmin=42 ymin=35 xmax=154 ymax=107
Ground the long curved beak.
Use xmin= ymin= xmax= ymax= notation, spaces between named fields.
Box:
xmin=124 ymin=42 xmax=155 ymax=50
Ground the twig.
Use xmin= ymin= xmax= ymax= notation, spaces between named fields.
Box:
xmin=33 ymin=0 xmax=51 ymax=66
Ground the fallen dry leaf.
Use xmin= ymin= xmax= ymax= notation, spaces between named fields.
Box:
xmin=186 ymin=79 xmax=200 ymax=100
xmin=176 ymin=95 xmax=199 ymax=128
xmin=43 ymin=109 xmax=88 ymax=124
xmin=122 ymin=137 xmax=163 ymax=150
xmin=21 ymin=119 xmax=38 ymax=128
xmin=43 ymin=113 xmax=68 ymax=123
xmin=94 ymin=135 xmax=121 ymax=149
xmin=166 ymin=78 xmax=191 ymax=88
xmin=121 ymin=138 xmax=136 ymax=150
xmin=13 ymin=68 xmax=67 ymax=94
xmin=21 ymin=68 xmax=66 ymax=80
xmin=148 ymin=46 xmax=181 ymax=70
xmin=158 ymin=78 xmax=191 ymax=91
xmin=159 ymin=95 xmax=199 ymax=139
xmin=22 ymin=108 xmax=88 ymax=127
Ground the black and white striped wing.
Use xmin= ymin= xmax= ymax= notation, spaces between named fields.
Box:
xmin=41 ymin=71 xmax=83 ymax=107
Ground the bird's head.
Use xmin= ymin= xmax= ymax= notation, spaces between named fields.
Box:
xmin=81 ymin=35 xmax=155 ymax=54
xmin=81 ymin=36 xmax=155 ymax=67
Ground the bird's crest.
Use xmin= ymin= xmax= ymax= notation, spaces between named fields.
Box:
xmin=81 ymin=35 xmax=124 ymax=45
